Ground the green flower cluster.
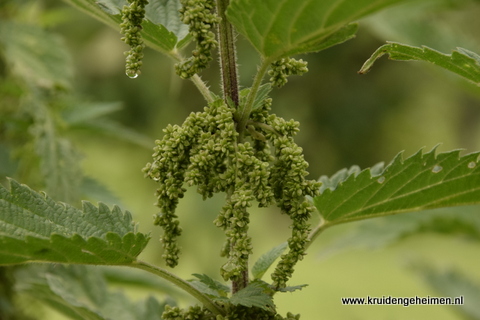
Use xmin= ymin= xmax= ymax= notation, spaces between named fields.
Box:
xmin=176 ymin=0 xmax=219 ymax=79
xmin=144 ymin=100 xmax=238 ymax=267
xmin=269 ymin=58 xmax=308 ymax=87
xmin=162 ymin=304 xmax=300 ymax=320
xmin=120 ymin=0 xmax=148 ymax=78
xmin=217 ymin=305 xmax=299 ymax=320
xmin=144 ymin=96 xmax=320 ymax=290
xmin=248 ymin=98 xmax=321 ymax=289
xmin=163 ymin=305 xmax=214 ymax=319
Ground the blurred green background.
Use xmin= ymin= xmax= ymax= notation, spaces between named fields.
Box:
xmin=1 ymin=0 xmax=480 ymax=319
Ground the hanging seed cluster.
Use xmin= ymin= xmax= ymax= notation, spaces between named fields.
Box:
xmin=162 ymin=304 xmax=301 ymax=320
xmin=175 ymin=0 xmax=219 ymax=79
xmin=269 ymin=58 xmax=308 ymax=87
xmin=120 ymin=0 xmax=148 ymax=78
xmin=143 ymin=96 xmax=320 ymax=290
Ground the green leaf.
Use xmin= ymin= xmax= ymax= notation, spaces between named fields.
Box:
xmin=63 ymin=0 xmax=189 ymax=55
xmin=0 ymin=179 xmax=150 ymax=265
xmin=314 ymin=147 xmax=480 ymax=225
xmin=413 ymin=265 xmax=480 ymax=319
xmin=359 ymin=42 xmax=480 ymax=86
xmin=191 ymin=274 xmax=230 ymax=297
xmin=251 ymin=242 xmax=287 ymax=280
xmin=15 ymin=264 xmax=167 ymax=320
xmin=276 ymin=284 xmax=308 ymax=293
xmin=0 ymin=21 xmax=73 ymax=89
xmin=230 ymin=281 xmax=275 ymax=310
xmin=240 ymin=83 xmax=273 ymax=112
xmin=226 ymin=0 xmax=405 ymax=60
xmin=33 ymin=129 xmax=83 ymax=204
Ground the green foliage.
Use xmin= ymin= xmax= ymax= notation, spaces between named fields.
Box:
xmin=359 ymin=42 xmax=480 ymax=85
xmin=229 ymin=282 xmax=274 ymax=310
xmin=190 ymin=273 xmax=230 ymax=297
xmin=0 ymin=179 xmax=150 ymax=265
xmin=251 ymin=243 xmax=287 ymax=280
xmin=314 ymin=148 xmax=480 ymax=226
xmin=0 ymin=21 xmax=72 ymax=89
xmin=15 ymin=264 xmax=167 ymax=320
xmin=226 ymin=0 xmax=404 ymax=60
xmin=319 ymin=206 xmax=480 ymax=257
xmin=63 ymin=0 xmax=189 ymax=55
xmin=412 ymin=265 xmax=480 ymax=320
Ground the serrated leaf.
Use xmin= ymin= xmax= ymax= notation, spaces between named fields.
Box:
xmin=230 ymin=281 xmax=275 ymax=310
xmin=240 ymin=83 xmax=273 ymax=112
xmin=191 ymin=274 xmax=230 ymax=296
xmin=0 ymin=21 xmax=72 ymax=89
xmin=0 ymin=179 xmax=149 ymax=265
xmin=251 ymin=242 xmax=287 ymax=280
xmin=63 ymin=0 xmax=189 ymax=55
xmin=412 ymin=265 xmax=480 ymax=319
xmin=276 ymin=284 xmax=308 ymax=293
xmin=359 ymin=42 xmax=480 ymax=86
xmin=15 ymin=264 xmax=167 ymax=320
xmin=314 ymin=147 xmax=480 ymax=225
xmin=226 ymin=0 xmax=405 ymax=60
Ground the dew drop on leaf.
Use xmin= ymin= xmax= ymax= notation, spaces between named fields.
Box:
xmin=468 ymin=161 xmax=476 ymax=169
xmin=377 ymin=176 xmax=385 ymax=184
xmin=432 ymin=165 xmax=443 ymax=173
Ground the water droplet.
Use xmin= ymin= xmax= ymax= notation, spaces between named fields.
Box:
xmin=126 ymin=71 xmax=139 ymax=79
xmin=432 ymin=165 xmax=443 ymax=173
xmin=377 ymin=176 xmax=385 ymax=184
xmin=468 ymin=161 xmax=476 ymax=169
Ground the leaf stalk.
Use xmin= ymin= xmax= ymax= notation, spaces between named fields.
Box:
xmin=130 ymin=260 xmax=225 ymax=316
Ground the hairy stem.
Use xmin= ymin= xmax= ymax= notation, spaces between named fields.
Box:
xmin=216 ymin=0 xmax=249 ymax=293
xmin=172 ymin=52 xmax=214 ymax=103
xmin=191 ymin=74 xmax=215 ymax=103
xmin=216 ymin=0 xmax=240 ymax=107
xmin=130 ymin=260 xmax=225 ymax=316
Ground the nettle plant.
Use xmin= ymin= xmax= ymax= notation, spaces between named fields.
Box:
xmin=1 ymin=0 xmax=480 ymax=319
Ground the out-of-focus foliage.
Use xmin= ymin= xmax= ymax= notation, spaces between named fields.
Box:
xmin=412 ymin=264 xmax=480 ymax=319
xmin=14 ymin=264 xmax=168 ymax=320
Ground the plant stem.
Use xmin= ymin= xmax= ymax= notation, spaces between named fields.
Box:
xmin=306 ymin=216 xmax=331 ymax=250
xmin=129 ymin=260 xmax=225 ymax=316
xmin=172 ymin=51 xmax=214 ymax=103
xmin=236 ymin=59 xmax=271 ymax=139
xmin=216 ymin=0 xmax=239 ymax=107
xmin=216 ymin=0 xmax=249 ymax=294
xmin=191 ymin=74 xmax=215 ymax=103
